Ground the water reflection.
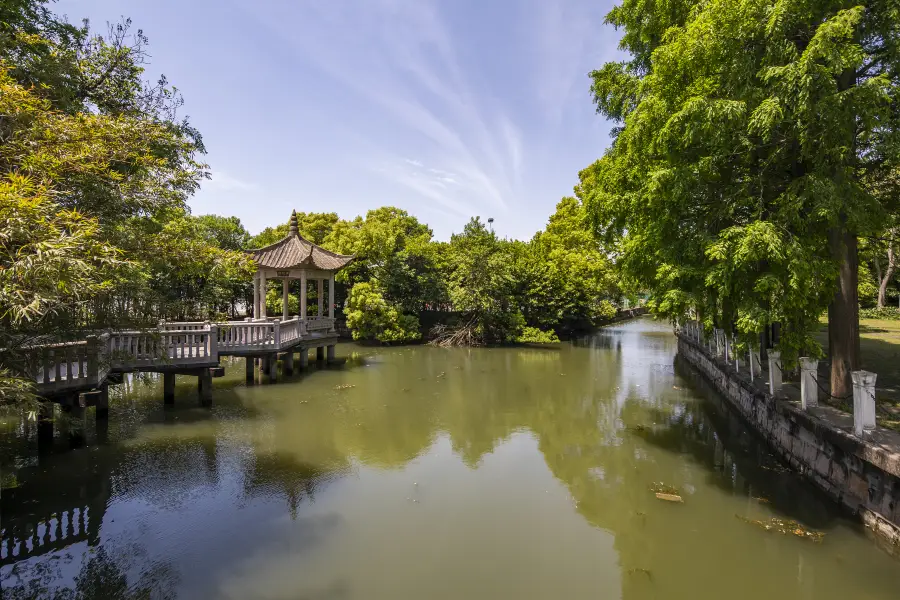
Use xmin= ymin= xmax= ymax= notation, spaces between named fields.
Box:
xmin=2 ymin=319 xmax=899 ymax=599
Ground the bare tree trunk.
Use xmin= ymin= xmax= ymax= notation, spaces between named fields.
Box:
xmin=877 ymin=230 xmax=896 ymax=308
xmin=828 ymin=228 xmax=860 ymax=399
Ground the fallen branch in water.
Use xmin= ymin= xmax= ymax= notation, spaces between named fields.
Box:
xmin=428 ymin=319 xmax=482 ymax=347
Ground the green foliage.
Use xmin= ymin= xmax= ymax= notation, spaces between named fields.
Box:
xmin=345 ymin=282 xmax=421 ymax=343
xmin=515 ymin=327 xmax=561 ymax=344
xmin=859 ymin=307 xmax=900 ymax=321
xmin=578 ymin=0 xmax=900 ymax=364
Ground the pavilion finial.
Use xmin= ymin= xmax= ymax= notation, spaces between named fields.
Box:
xmin=289 ymin=210 xmax=299 ymax=235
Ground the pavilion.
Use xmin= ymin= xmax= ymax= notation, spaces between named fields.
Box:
xmin=248 ymin=211 xmax=354 ymax=322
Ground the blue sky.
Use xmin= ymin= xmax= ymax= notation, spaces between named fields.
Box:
xmin=56 ymin=0 xmax=622 ymax=240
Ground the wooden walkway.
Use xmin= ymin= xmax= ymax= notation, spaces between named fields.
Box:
xmin=22 ymin=317 xmax=340 ymax=403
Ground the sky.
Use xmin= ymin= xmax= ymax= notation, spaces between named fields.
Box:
xmin=55 ymin=0 xmax=623 ymax=240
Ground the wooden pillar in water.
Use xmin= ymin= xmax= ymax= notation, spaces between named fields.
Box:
xmin=266 ymin=355 xmax=277 ymax=383
xmin=299 ymin=348 xmax=309 ymax=369
xmin=316 ymin=346 xmax=325 ymax=361
xmin=37 ymin=402 xmax=54 ymax=452
xmin=198 ymin=370 xmax=213 ymax=406
xmin=164 ymin=373 xmax=176 ymax=405
xmin=245 ymin=357 xmax=255 ymax=383
xmin=327 ymin=345 xmax=335 ymax=362
xmin=95 ymin=383 xmax=109 ymax=420
xmin=283 ymin=352 xmax=294 ymax=375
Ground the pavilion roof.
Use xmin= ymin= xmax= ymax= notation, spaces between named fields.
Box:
xmin=248 ymin=211 xmax=353 ymax=271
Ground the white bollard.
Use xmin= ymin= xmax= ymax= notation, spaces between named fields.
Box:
xmin=799 ymin=357 xmax=818 ymax=410
xmin=768 ymin=350 xmax=782 ymax=395
xmin=749 ymin=348 xmax=761 ymax=382
xmin=852 ymin=370 xmax=877 ymax=437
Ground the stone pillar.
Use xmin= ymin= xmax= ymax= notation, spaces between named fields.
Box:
xmin=768 ymin=351 xmax=782 ymax=395
xmin=96 ymin=383 xmax=109 ymax=420
xmin=799 ymin=357 xmax=819 ymax=410
xmin=283 ymin=279 xmax=290 ymax=318
xmin=317 ymin=279 xmax=324 ymax=316
xmin=316 ymin=346 xmax=325 ymax=361
xmin=724 ymin=334 xmax=732 ymax=362
xmin=328 ymin=273 xmax=335 ymax=319
xmin=300 ymin=271 xmax=307 ymax=318
xmin=299 ymin=348 xmax=309 ymax=368
xmin=259 ymin=273 xmax=267 ymax=319
xmin=852 ymin=370 xmax=877 ymax=437
xmin=198 ymin=370 xmax=213 ymax=406
xmin=268 ymin=355 xmax=278 ymax=383
xmin=245 ymin=356 xmax=255 ymax=383
xmin=164 ymin=372 xmax=176 ymax=405
xmin=283 ymin=352 xmax=294 ymax=375
xmin=327 ymin=344 xmax=335 ymax=362
xmin=253 ymin=273 xmax=260 ymax=319
xmin=714 ymin=329 xmax=725 ymax=357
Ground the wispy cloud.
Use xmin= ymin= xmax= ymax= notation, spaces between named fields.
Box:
xmin=205 ymin=170 xmax=259 ymax=193
xmin=242 ymin=0 xmax=525 ymax=216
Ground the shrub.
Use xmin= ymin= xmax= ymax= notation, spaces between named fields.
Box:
xmin=515 ymin=326 xmax=560 ymax=344
xmin=345 ymin=282 xmax=421 ymax=343
xmin=594 ymin=300 xmax=618 ymax=322
xmin=859 ymin=307 xmax=900 ymax=321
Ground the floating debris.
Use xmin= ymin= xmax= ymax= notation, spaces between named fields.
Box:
xmin=649 ymin=482 xmax=680 ymax=495
xmin=655 ymin=492 xmax=684 ymax=503
xmin=735 ymin=515 xmax=825 ymax=542
xmin=751 ymin=496 xmax=771 ymax=504
xmin=627 ymin=568 xmax=652 ymax=580
xmin=334 ymin=384 xmax=356 ymax=390
xmin=673 ymin=386 xmax=682 ymax=390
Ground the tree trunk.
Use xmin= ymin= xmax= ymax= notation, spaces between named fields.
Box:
xmin=828 ymin=228 xmax=860 ymax=399
xmin=877 ymin=231 xmax=895 ymax=308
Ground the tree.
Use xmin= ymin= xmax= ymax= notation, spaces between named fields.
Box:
xmin=344 ymin=282 xmax=420 ymax=343
xmin=446 ymin=218 xmax=524 ymax=344
xmin=580 ymin=0 xmax=900 ymax=397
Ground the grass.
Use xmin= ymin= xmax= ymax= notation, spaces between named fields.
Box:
xmin=813 ymin=317 xmax=900 ymax=430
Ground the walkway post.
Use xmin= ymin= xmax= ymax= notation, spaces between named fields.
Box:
xmin=318 ymin=279 xmax=324 ymax=316
xmin=260 ymin=273 xmax=267 ymax=319
xmin=300 ymin=271 xmax=307 ymax=318
xmin=283 ymin=279 xmax=290 ymax=318
xmin=768 ymin=351 xmax=782 ymax=395
xmin=329 ymin=274 xmax=335 ymax=320
xmin=207 ymin=323 xmax=218 ymax=363
xmin=253 ymin=273 xmax=260 ymax=319
xmin=799 ymin=357 xmax=819 ymax=410
xmin=852 ymin=370 xmax=877 ymax=437
xmin=749 ymin=347 xmax=761 ymax=382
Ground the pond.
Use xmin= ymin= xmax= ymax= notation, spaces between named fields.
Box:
xmin=1 ymin=318 xmax=899 ymax=599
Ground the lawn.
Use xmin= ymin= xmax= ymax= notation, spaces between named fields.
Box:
xmin=813 ymin=318 xmax=900 ymax=430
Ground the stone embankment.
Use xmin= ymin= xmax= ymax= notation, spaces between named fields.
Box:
xmin=677 ymin=330 xmax=900 ymax=554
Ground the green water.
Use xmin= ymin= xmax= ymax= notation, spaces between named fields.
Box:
xmin=1 ymin=318 xmax=898 ymax=599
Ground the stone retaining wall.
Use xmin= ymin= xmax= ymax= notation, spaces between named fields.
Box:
xmin=677 ymin=332 xmax=900 ymax=553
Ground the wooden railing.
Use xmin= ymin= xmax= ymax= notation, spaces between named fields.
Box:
xmin=305 ymin=317 xmax=335 ymax=333
xmin=22 ymin=318 xmax=337 ymax=395
xmin=27 ymin=336 xmax=108 ymax=393
xmin=1 ymin=504 xmax=100 ymax=566
xmin=217 ymin=321 xmax=275 ymax=350
xmin=279 ymin=318 xmax=305 ymax=344
xmin=158 ymin=321 xmax=207 ymax=331
xmin=108 ymin=328 xmax=217 ymax=368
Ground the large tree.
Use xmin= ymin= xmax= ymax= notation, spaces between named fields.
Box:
xmin=580 ymin=0 xmax=900 ymax=397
